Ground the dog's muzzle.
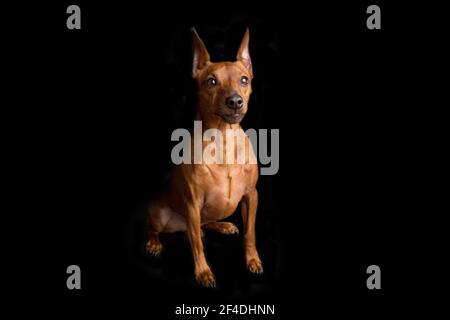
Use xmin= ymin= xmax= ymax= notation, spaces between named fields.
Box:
xmin=225 ymin=94 xmax=244 ymax=111
xmin=220 ymin=112 xmax=245 ymax=124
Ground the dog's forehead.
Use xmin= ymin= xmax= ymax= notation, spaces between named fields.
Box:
xmin=206 ymin=61 xmax=250 ymax=78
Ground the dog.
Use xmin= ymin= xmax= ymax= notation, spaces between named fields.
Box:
xmin=146 ymin=28 xmax=262 ymax=287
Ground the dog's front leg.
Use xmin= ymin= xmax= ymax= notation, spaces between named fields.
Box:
xmin=241 ymin=188 xmax=263 ymax=274
xmin=186 ymin=203 xmax=216 ymax=287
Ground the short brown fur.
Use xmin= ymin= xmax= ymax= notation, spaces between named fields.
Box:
xmin=146 ymin=28 xmax=262 ymax=287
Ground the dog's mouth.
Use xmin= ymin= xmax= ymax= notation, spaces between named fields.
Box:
xmin=216 ymin=112 xmax=245 ymax=124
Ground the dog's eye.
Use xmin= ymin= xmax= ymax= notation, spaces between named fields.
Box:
xmin=207 ymin=78 xmax=217 ymax=87
xmin=240 ymin=76 xmax=249 ymax=86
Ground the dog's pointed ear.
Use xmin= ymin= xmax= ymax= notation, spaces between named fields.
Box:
xmin=191 ymin=28 xmax=210 ymax=78
xmin=236 ymin=28 xmax=252 ymax=73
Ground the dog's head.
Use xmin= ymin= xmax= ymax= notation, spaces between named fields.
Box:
xmin=192 ymin=28 xmax=253 ymax=125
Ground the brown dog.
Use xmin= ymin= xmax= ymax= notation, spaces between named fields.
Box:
xmin=146 ymin=28 xmax=262 ymax=287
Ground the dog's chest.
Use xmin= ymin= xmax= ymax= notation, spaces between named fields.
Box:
xmin=200 ymin=165 xmax=247 ymax=222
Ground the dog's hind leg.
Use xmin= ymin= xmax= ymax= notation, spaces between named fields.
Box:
xmin=146 ymin=231 xmax=162 ymax=255
xmin=145 ymin=203 xmax=164 ymax=255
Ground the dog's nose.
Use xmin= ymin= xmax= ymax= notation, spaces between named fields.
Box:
xmin=225 ymin=94 xmax=244 ymax=110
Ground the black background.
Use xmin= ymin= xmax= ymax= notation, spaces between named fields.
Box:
xmin=6 ymin=0 xmax=447 ymax=318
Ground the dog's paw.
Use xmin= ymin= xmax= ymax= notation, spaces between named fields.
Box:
xmin=205 ymin=222 xmax=239 ymax=235
xmin=195 ymin=269 xmax=216 ymax=288
xmin=145 ymin=240 xmax=162 ymax=256
xmin=247 ymin=258 xmax=263 ymax=274
xmin=219 ymin=222 xmax=239 ymax=235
